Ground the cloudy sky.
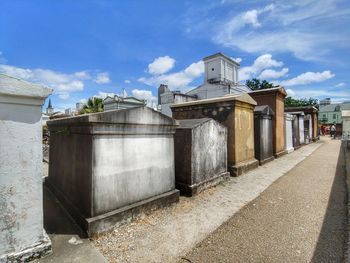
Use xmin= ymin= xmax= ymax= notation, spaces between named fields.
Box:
xmin=1 ymin=0 xmax=349 ymax=110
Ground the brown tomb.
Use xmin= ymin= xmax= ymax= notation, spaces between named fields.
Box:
xmin=249 ymin=87 xmax=287 ymax=158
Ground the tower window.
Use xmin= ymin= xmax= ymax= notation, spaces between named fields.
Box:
xmin=212 ymin=68 xmax=214 ymax=71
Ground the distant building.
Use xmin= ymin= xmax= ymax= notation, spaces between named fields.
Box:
xmin=318 ymin=102 xmax=350 ymax=124
xmin=159 ymin=85 xmax=197 ymax=116
xmin=46 ymin=98 xmax=54 ymax=115
xmin=103 ymin=95 xmax=146 ymax=111
xmin=158 ymin=53 xmax=251 ymax=117
xmin=319 ymin=98 xmax=331 ymax=106
xmin=76 ymin=102 xmax=85 ymax=111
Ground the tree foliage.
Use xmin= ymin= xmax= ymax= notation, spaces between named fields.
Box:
xmin=245 ymin=78 xmax=274 ymax=91
xmin=285 ymin=97 xmax=319 ymax=109
xmin=79 ymin=97 xmax=104 ymax=114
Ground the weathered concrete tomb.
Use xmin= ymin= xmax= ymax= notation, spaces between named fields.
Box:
xmin=47 ymin=107 xmax=179 ymax=236
xmin=284 ymin=113 xmax=294 ymax=153
xmin=289 ymin=112 xmax=305 ymax=149
xmin=286 ymin=106 xmax=318 ymax=141
xmin=249 ymin=87 xmax=287 ymax=158
xmin=254 ymin=105 xmax=275 ymax=165
xmin=0 ymin=74 xmax=52 ymax=262
xmin=171 ymin=94 xmax=259 ymax=176
xmin=174 ymin=118 xmax=229 ymax=196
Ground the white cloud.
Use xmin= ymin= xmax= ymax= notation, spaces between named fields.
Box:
xmin=279 ymin=70 xmax=335 ymax=86
xmin=286 ymin=89 xmax=296 ymax=97
xmin=95 ymin=72 xmax=111 ymax=84
xmin=335 ymin=82 xmax=345 ymax=87
xmin=74 ymin=71 xmax=90 ymax=79
xmin=139 ymin=60 xmax=204 ymax=91
xmin=239 ymin=54 xmax=283 ymax=81
xmin=0 ymin=64 xmax=90 ymax=100
xmin=259 ymin=68 xmax=289 ymax=79
xmin=124 ymin=79 xmax=131 ymax=84
xmin=243 ymin=9 xmax=261 ymax=27
xmin=148 ymin=56 xmax=176 ymax=75
xmin=286 ymin=88 xmax=350 ymax=101
xmin=58 ymin=92 xmax=70 ymax=100
xmin=131 ymin=89 xmax=157 ymax=106
xmin=212 ymin=1 xmax=350 ymax=61
xmin=95 ymin=91 xmax=115 ymax=99
xmin=232 ymin=57 xmax=242 ymax=63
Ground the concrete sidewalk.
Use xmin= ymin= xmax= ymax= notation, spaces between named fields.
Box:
xmin=180 ymin=138 xmax=347 ymax=263
xmin=33 ymin=187 xmax=107 ymax=263
xmin=93 ymin=138 xmax=323 ymax=263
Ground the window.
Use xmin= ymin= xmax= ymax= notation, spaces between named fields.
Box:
xmin=333 ymin=114 xmax=337 ymax=119
xmin=212 ymin=68 xmax=214 ymax=71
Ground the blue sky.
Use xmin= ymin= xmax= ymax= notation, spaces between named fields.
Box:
xmin=0 ymin=0 xmax=349 ymax=111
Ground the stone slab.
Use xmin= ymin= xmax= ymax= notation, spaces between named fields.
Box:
xmin=229 ymin=159 xmax=259 ymax=177
xmin=176 ymin=172 xmax=230 ymax=197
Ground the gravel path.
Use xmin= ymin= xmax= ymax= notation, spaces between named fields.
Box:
xmin=179 ymin=138 xmax=347 ymax=263
xmin=93 ymin=140 xmax=322 ymax=263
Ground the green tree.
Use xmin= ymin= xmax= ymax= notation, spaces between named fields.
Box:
xmin=246 ymin=78 xmax=274 ymax=91
xmin=285 ymin=97 xmax=319 ymax=109
xmin=80 ymin=97 xmax=104 ymax=114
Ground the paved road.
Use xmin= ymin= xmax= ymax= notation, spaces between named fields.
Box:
xmin=179 ymin=138 xmax=347 ymax=263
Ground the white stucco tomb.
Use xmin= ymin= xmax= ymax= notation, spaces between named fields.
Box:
xmin=284 ymin=113 xmax=294 ymax=153
xmin=342 ymin=110 xmax=350 ymax=139
xmin=0 ymin=74 xmax=52 ymax=262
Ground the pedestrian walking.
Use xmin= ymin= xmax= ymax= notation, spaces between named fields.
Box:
xmin=330 ymin=124 xmax=336 ymax=139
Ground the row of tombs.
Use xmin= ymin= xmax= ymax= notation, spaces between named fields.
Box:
xmin=0 ymin=75 xmax=319 ymax=261
xmin=45 ymin=87 xmax=319 ymax=236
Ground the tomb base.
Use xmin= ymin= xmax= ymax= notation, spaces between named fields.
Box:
xmin=0 ymin=232 xmax=52 ymax=263
xmin=286 ymin=147 xmax=295 ymax=153
xmin=176 ymin=172 xmax=230 ymax=197
xmin=274 ymin=149 xmax=288 ymax=158
xmin=45 ymin=179 xmax=179 ymax=237
xmin=259 ymin=156 xmax=275 ymax=166
xmin=229 ymin=159 xmax=259 ymax=177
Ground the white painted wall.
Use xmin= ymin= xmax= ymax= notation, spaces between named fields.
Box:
xmin=0 ymin=75 xmax=52 ymax=260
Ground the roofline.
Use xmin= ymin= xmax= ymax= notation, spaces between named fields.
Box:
xmin=202 ymin=53 xmax=240 ymax=66
xmin=249 ymin=86 xmax=287 ymax=96
xmin=171 ymin=93 xmax=257 ymax=108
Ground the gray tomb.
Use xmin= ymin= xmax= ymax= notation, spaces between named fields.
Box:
xmin=47 ymin=106 xmax=179 ymax=236
xmin=284 ymin=113 xmax=294 ymax=153
xmin=174 ymin=118 xmax=229 ymax=196
xmin=254 ymin=105 xmax=275 ymax=165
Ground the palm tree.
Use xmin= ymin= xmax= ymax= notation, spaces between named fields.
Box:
xmin=80 ymin=97 xmax=104 ymax=114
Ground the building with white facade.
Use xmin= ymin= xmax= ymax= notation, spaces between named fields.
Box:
xmin=159 ymin=53 xmax=251 ymax=116
xmin=103 ymin=95 xmax=146 ymax=111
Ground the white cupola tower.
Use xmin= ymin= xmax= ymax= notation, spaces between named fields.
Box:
xmin=203 ymin=53 xmax=240 ymax=85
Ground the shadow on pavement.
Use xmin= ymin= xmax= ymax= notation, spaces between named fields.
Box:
xmin=43 ymin=186 xmax=87 ymax=238
xmin=311 ymin=141 xmax=347 ymax=262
